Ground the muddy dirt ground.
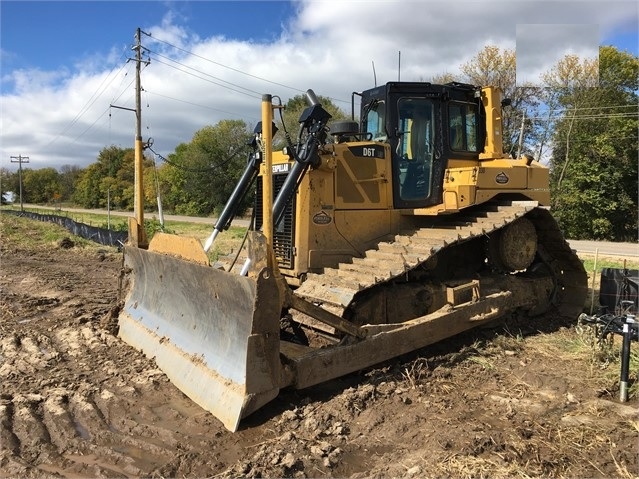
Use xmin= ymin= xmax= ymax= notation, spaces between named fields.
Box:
xmin=1 ymin=214 xmax=637 ymax=478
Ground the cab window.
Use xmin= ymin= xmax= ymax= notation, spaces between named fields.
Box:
xmin=365 ymin=101 xmax=386 ymax=141
xmin=449 ymin=102 xmax=478 ymax=152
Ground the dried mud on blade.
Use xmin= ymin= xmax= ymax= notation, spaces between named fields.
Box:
xmin=118 ymin=246 xmax=281 ymax=431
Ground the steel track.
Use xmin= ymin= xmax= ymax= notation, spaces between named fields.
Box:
xmin=294 ymin=201 xmax=588 ymax=322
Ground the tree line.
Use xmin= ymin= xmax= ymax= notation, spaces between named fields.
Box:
xmin=1 ymin=45 xmax=636 ymax=241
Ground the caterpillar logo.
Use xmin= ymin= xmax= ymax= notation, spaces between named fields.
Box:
xmin=272 ymin=163 xmax=291 ymax=174
xmin=312 ymin=211 xmax=332 ymax=225
xmin=495 ymin=172 xmax=509 ymax=184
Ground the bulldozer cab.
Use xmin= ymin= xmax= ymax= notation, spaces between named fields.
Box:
xmin=361 ymin=82 xmax=485 ymax=209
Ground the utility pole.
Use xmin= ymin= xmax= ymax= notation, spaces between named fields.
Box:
xmin=10 ymin=154 xmax=29 ymax=212
xmin=133 ymin=27 xmax=145 ymax=245
xmin=111 ymin=27 xmax=149 ymax=247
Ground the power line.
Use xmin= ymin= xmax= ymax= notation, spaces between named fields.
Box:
xmin=45 ymin=46 xmax=131 ymax=148
xmin=73 ymin=105 xmax=113 ymax=143
xmin=143 ymin=33 xmax=305 ymax=95
xmin=143 ymin=34 xmax=351 ymax=106
xmin=150 ymin=55 xmax=262 ymax=99
xmin=526 ymin=112 xmax=638 ymax=121
xmin=147 ymin=143 xmax=242 ymax=175
xmin=550 ymin=135 xmax=638 ymax=144
xmin=534 ymin=103 xmax=638 ymax=114
xmin=151 ymin=50 xmax=264 ymax=97
xmin=73 ymin=61 xmax=154 ymax=143
xmin=112 ymin=61 xmax=136 ymax=103
xmin=72 ymin=73 xmax=139 ymax=143
xmin=144 ymin=90 xmax=261 ymax=121
xmin=507 ymin=104 xmax=638 ymax=125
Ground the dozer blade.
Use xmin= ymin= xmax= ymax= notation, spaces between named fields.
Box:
xmin=118 ymin=238 xmax=282 ymax=431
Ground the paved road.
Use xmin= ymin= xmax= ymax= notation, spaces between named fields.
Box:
xmin=567 ymin=240 xmax=638 ymax=258
xmin=10 ymin=204 xmax=638 ymax=258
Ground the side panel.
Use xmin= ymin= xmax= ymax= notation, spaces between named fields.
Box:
xmin=306 ymin=143 xmax=393 ymax=271
xmin=307 ymin=209 xmax=393 ymax=270
xmin=334 ymin=143 xmax=390 ymax=210
xmin=407 ymin=158 xmax=551 ymax=215
xmin=476 ymin=164 xmax=528 ymax=190
xmin=278 ymin=143 xmax=395 ymax=275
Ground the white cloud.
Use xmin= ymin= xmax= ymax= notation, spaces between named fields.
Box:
xmin=4 ymin=68 xmax=70 ymax=94
xmin=516 ymin=24 xmax=600 ymax=85
xmin=1 ymin=0 xmax=637 ymax=172
xmin=147 ymin=10 xmax=199 ymax=49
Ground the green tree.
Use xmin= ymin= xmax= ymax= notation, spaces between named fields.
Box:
xmin=73 ymin=162 xmax=103 ymax=208
xmin=157 ymin=142 xmax=189 ymax=213
xmin=58 ymin=164 xmax=83 ymax=202
xmin=158 ymin=120 xmax=254 ymax=216
xmin=22 ymin=168 xmax=61 ymax=204
xmin=113 ymin=148 xmax=138 ymax=210
xmin=546 ymin=46 xmax=638 ymax=241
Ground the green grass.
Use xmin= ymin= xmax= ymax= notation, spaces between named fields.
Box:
xmin=582 ymin=257 xmax=639 ymax=272
xmin=0 ymin=211 xmax=112 ymax=252
xmin=0 ymin=206 xmax=248 ymax=261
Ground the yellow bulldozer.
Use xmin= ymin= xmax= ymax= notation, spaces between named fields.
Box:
xmin=118 ymin=82 xmax=588 ymax=431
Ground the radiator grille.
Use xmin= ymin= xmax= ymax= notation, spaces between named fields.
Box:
xmin=255 ymin=173 xmax=296 ymax=269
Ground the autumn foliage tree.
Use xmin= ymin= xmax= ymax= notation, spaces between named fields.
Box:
xmin=73 ymin=146 xmax=154 ymax=210
xmin=432 ymin=44 xmax=637 ymax=241
xmin=21 ymin=168 xmax=61 ymax=204
xmin=433 ymin=45 xmax=539 ymax=155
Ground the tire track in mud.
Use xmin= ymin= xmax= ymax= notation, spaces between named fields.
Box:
xmin=0 ymin=317 xmax=226 ymax=477
xmin=2 ymin=326 xmax=135 ymax=474
xmin=0 ymin=245 xmax=229 ymax=477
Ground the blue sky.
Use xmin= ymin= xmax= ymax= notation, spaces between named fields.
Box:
xmin=1 ymin=1 xmax=294 ymax=72
xmin=1 ymin=0 xmax=637 ymax=171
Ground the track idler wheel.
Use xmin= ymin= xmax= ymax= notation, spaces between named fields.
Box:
xmin=487 ymin=217 xmax=537 ymax=272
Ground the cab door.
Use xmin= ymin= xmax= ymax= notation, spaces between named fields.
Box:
xmin=390 ymin=96 xmax=442 ymax=209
